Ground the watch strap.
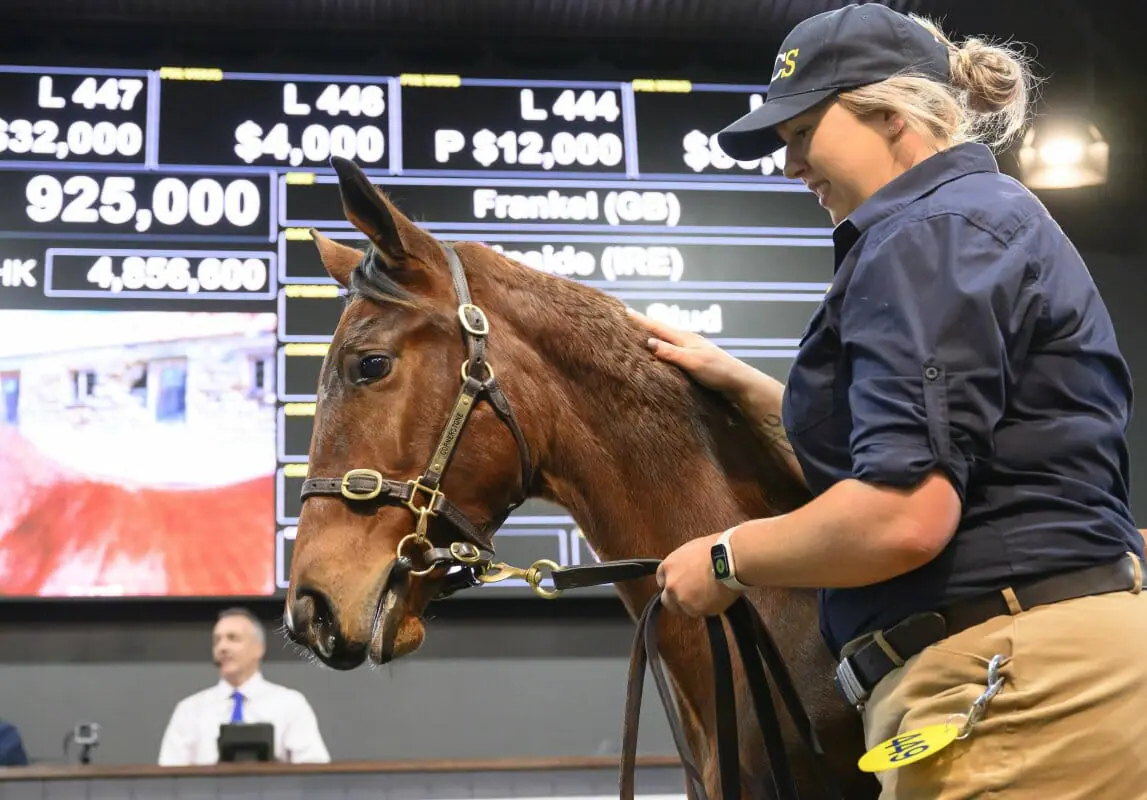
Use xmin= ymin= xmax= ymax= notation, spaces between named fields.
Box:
xmin=713 ymin=526 xmax=750 ymax=591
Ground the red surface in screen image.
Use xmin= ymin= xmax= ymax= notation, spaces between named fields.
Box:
xmin=0 ymin=310 xmax=278 ymax=598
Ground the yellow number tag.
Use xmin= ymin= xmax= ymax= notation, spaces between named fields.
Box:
xmin=857 ymin=722 xmax=960 ymax=773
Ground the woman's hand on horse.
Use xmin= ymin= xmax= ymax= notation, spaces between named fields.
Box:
xmin=627 ymin=308 xmax=749 ymax=396
xmin=656 ymin=531 xmax=741 ymax=618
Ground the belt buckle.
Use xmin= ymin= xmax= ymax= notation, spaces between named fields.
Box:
xmin=834 ymin=656 xmax=869 ymax=711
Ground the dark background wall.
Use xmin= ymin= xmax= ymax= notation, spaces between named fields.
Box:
xmin=0 ymin=0 xmax=1144 ymax=769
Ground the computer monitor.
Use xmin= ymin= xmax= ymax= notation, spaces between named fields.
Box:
xmin=217 ymin=723 xmax=275 ymax=763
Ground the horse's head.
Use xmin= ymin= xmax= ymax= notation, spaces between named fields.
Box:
xmin=284 ymin=157 xmax=538 ymax=669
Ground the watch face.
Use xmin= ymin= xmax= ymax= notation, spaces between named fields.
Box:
xmin=710 ymin=543 xmax=731 ymax=579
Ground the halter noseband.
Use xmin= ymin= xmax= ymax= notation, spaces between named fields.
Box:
xmin=298 ymin=243 xmax=543 ymax=599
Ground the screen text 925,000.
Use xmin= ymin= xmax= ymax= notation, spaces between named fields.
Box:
xmin=15 ymin=172 xmax=266 ymax=235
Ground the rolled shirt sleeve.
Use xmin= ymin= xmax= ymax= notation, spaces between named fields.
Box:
xmin=841 ymin=213 xmax=1036 ymax=501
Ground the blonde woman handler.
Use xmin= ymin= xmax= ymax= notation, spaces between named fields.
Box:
xmin=634 ymin=4 xmax=1147 ymax=798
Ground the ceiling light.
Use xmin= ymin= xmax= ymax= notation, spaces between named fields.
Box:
xmin=1018 ymin=118 xmax=1108 ymax=190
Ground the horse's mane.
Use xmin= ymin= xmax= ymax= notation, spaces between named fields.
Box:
xmin=474 ymin=243 xmax=730 ymax=445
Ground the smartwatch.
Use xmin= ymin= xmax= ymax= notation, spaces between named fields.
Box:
xmin=710 ymin=526 xmax=750 ymax=591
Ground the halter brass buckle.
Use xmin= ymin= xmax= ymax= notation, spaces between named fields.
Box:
xmin=404 ymin=478 xmax=443 ymax=516
xmin=458 ymin=304 xmax=490 ymax=336
xmin=340 ymin=469 xmax=384 ymax=501
xmin=449 ymin=541 xmax=483 ymax=564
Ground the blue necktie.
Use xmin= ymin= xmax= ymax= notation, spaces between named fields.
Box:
xmin=229 ymin=691 xmax=244 ymax=723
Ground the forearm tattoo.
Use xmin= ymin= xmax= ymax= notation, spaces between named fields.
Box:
xmin=755 ymin=413 xmax=795 ymax=457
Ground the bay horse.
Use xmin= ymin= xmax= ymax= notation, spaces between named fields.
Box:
xmin=283 ymin=156 xmax=877 ymax=799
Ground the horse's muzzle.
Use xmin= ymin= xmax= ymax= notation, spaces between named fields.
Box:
xmin=285 ymin=584 xmax=368 ymax=670
xmin=285 ymin=555 xmax=423 ymax=669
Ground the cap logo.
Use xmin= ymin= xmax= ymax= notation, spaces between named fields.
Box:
xmin=771 ymin=48 xmax=800 ymax=81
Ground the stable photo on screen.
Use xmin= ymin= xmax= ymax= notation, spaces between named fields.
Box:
xmin=0 ymin=309 xmax=277 ymax=598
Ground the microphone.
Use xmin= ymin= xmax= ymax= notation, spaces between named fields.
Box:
xmin=64 ymin=722 xmax=101 ymax=765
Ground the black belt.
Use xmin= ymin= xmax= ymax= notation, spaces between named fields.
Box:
xmin=834 ymin=553 xmax=1143 ymax=709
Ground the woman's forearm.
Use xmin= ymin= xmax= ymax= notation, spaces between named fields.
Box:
xmin=731 ymin=473 xmax=961 ymax=588
xmin=724 ymin=364 xmax=807 ymax=485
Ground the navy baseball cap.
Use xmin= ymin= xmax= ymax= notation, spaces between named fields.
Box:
xmin=716 ymin=3 xmax=951 ymax=160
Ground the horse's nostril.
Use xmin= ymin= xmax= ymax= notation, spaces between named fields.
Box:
xmin=292 ymin=586 xmax=365 ymax=670
xmin=287 ymin=592 xmax=315 ymax=641
xmin=295 ymin=587 xmax=335 ymax=657
xmin=312 ymin=600 xmax=337 ymax=659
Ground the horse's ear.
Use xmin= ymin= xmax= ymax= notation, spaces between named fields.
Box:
xmin=330 ymin=156 xmax=406 ymax=268
xmin=310 ymin=229 xmax=361 ymax=288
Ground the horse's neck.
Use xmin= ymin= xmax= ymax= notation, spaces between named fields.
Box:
xmin=540 ymin=427 xmax=747 ymax=562
xmin=530 ymin=343 xmax=783 ymax=562
xmin=478 ymin=254 xmax=803 ymax=562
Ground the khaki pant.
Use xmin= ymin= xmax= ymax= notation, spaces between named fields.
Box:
xmin=859 ymin=559 xmax=1147 ymax=799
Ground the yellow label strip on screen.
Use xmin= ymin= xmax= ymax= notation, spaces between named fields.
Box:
xmin=285 ymin=285 xmax=340 ymax=298
xmin=284 ymin=343 xmax=329 ymax=357
xmin=632 ymin=79 xmax=692 ymax=92
xmin=400 ymin=73 xmax=461 ymax=87
xmin=159 ymin=66 xmax=223 ymax=81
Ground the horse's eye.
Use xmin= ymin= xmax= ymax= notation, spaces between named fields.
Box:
xmin=356 ymin=354 xmax=392 ymax=382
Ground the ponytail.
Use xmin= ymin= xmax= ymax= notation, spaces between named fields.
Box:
xmin=837 ymin=16 xmax=1039 ymax=151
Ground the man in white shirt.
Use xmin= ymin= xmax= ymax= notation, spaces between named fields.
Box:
xmin=158 ymin=607 xmax=330 ymax=766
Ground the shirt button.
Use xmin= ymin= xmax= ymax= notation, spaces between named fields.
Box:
xmin=924 ymin=366 xmax=940 ymax=381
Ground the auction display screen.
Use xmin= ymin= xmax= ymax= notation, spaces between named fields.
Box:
xmin=0 ymin=66 xmax=832 ymax=599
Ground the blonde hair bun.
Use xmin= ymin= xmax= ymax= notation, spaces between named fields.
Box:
xmin=837 ymin=15 xmax=1039 ymax=150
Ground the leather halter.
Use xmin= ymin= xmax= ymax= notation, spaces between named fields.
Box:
xmin=298 ymin=243 xmax=539 ymax=598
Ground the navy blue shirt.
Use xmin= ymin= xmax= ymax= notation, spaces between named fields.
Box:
xmin=781 ymin=142 xmax=1143 ymax=658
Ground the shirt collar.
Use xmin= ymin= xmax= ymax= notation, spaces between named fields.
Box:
xmin=830 ymin=142 xmax=1000 ymax=271
xmin=217 ymin=671 xmax=266 ymax=698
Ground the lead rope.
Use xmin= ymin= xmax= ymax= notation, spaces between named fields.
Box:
xmin=552 ymin=560 xmax=842 ymax=800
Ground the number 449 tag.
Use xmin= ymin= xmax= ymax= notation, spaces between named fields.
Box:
xmin=857 ymin=722 xmax=961 ymax=773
